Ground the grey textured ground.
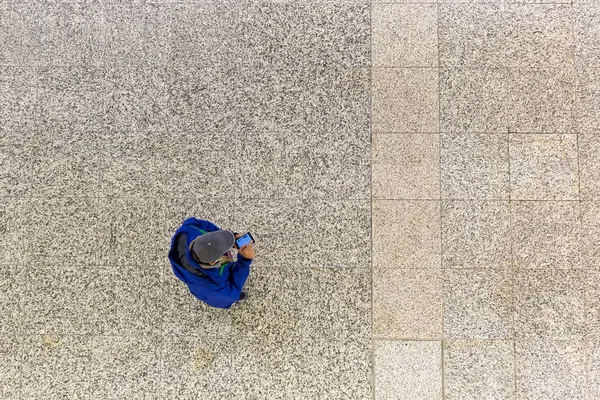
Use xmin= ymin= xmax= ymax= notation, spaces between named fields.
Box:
xmin=1 ymin=0 xmax=599 ymax=399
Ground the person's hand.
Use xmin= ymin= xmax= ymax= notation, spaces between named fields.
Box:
xmin=238 ymin=243 xmax=255 ymax=260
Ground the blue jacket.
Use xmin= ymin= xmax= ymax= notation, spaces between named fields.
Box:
xmin=168 ymin=218 xmax=252 ymax=309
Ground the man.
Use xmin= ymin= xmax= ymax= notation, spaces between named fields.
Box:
xmin=168 ymin=217 xmax=254 ymax=309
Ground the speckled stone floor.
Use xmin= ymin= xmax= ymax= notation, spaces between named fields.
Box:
xmin=1 ymin=0 xmax=599 ymax=399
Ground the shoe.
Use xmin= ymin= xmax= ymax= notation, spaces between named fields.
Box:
xmin=237 ymin=291 xmax=248 ymax=303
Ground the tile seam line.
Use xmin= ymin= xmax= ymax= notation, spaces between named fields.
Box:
xmin=369 ymin=2 xmax=376 ymax=400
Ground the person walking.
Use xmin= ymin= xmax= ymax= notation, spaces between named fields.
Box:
xmin=168 ymin=217 xmax=254 ymax=309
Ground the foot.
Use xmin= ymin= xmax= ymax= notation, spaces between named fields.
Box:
xmin=237 ymin=290 xmax=248 ymax=303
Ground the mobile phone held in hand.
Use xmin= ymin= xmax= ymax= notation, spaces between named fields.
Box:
xmin=235 ymin=232 xmax=255 ymax=249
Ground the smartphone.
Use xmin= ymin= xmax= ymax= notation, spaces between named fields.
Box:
xmin=235 ymin=232 xmax=255 ymax=249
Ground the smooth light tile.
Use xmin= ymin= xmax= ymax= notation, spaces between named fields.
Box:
xmin=170 ymin=4 xmax=248 ymax=66
xmin=372 ymin=4 xmax=438 ymax=67
xmin=166 ymin=131 xmax=236 ymax=199
xmin=515 ymin=340 xmax=586 ymax=400
xmin=0 ymin=334 xmax=20 ymax=398
xmin=582 ymin=202 xmax=600 ymax=269
xmin=232 ymin=199 xmax=303 ymax=269
xmin=373 ymin=134 xmax=440 ymax=200
xmin=443 ymin=269 xmax=513 ymax=339
xmin=96 ymin=197 xmax=166 ymax=266
xmin=302 ymin=200 xmax=371 ymax=268
xmin=514 ymin=269 xmax=586 ymax=340
xmin=89 ymin=266 xmax=162 ymax=336
xmin=509 ymin=134 xmax=579 ymax=200
xmin=103 ymin=4 xmax=170 ymax=66
xmin=30 ymin=131 xmax=100 ymax=197
xmin=505 ymin=4 xmax=574 ymax=67
xmin=442 ymin=201 xmax=511 ymax=269
xmin=374 ymin=340 xmax=442 ymax=400
xmin=0 ymin=144 xmax=31 ymax=197
xmin=373 ymin=200 xmax=441 ymax=269
xmin=99 ymin=131 xmax=169 ymax=197
xmin=507 ymin=68 xmax=574 ymax=133
xmin=25 ymin=197 xmax=99 ymax=265
xmin=440 ymin=68 xmax=508 ymax=133
xmin=20 ymin=266 xmax=96 ymax=336
xmin=580 ymin=134 xmax=600 ymax=200
xmin=444 ymin=340 xmax=515 ymax=400
xmin=575 ymin=68 xmax=600 ymax=133
xmin=589 ymin=341 xmax=600 ymax=399
xmin=90 ymin=336 xmax=161 ymax=400
xmin=233 ymin=267 xmax=371 ymax=338
xmin=245 ymin=3 xmax=370 ymax=68
xmin=374 ymin=268 xmax=442 ymax=338
xmin=439 ymin=4 xmax=504 ymax=68
xmin=441 ymin=133 xmax=509 ymax=200
xmin=511 ymin=201 xmax=581 ymax=269
xmin=20 ymin=334 xmax=91 ymax=400
xmin=0 ymin=198 xmax=28 ymax=265
xmin=105 ymin=67 xmax=169 ymax=132
xmin=241 ymin=66 xmax=370 ymax=134
xmin=0 ymin=67 xmax=37 ymax=131
xmin=575 ymin=4 xmax=600 ymax=67
xmin=587 ymin=271 xmax=600 ymax=338
xmin=0 ymin=266 xmax=20 ymax=334
xmin=372 ymin=68 xmax=439 ymax=133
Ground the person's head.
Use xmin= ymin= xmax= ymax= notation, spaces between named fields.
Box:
xmin=189 ymin=230 xmax=235 ymax=267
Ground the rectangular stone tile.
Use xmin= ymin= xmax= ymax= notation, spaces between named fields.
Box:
xmin=90 ymin=336 xmax=161 ymax=400
xmin=37 ymin=67 xmax=107 ymax=131
xmin=232 ymin=267 xmax=371 ymax=338
xmin=373 ymin=68 xmax=439 ymax=133
xmin=97 ymin=197 xmax=166 ymax=266
xmin=30 ymin=131 xmax=100 ymax=197
xmin=98 ymin=131 xmax=169 ymax=197
xmin=514 ymin=270 xmax=586 ymax=340
xmin=103 ymin=4 xmax=170 ymax=66
xmin=442 ymin=201 xmax=511 ymax=269
xmin=162 ymin=274 xmax=234 ymax=336
xmin=439 ymin=4 xmax=504 ymax=68
xmin=20 ymin=265 xmax=96 ymax=335
xmin=580 ymin=135 xmax=600 ymax=200
xmin=0 ymin=266 xmax=20 ymax=334
xmin=373 ymin=200 xmax=441 ymax=269
xmin=24 ymin=197 xmax=99 ymax=265
xmin=440 ymin=68 xmax=508 ymax=133
xmin=505 ymin=4 xmax=574 ymax=68
xmin=105 ymin=67 xmax=169 ymax=132
xmin=167 ymin=131 xmax=236 ymax=199
xmin=0 ymin=144 xmax=32 ymax=197
xmin=575 ymin=4 xmax=600 ymax=67
xmin=506 ymin=68 xmax=574 ymax=133
xmin=582 ymin=202 xmax=600 ymax=269
xmin=575 ymin=68 xmax=600 ymax=133
xmin=374 ymin=340 xmax=442 ymax=400
xmin=170 ymin=4 xmax=248 ymax=66
xmin=301 ymin=132 xmax=371 ymax=199
xmin=374 ymin=269 xmax=442 ymax=338
xmin=0 ymin=198 xmax=28 ymax=265
xmin=589 ymin=341 xmax=600 ymax=399
xmin=20 ymin=334 xmax=91 ymax=400
xmin=443 ymin=269 xmax=513 ymax=339
xmin=0 ymin=334 xmax=20 ymax=398
xmin=164 ymin=198 xmax=237 ymax=241
xmin=509 ymin=134 xmax=579 ymax=200
xmin=515 ymin=340 xmax=586 ymax=400
xmin=167 ymin=66 xmax=245 ymax=132
xmin=59 ymin=3 xmax=104 ymax=66
xmin=301 ymin=200 xmax=370 ymax=268
xmin=441 ymin=133 xmax=509 ymax=200
xmin=232 ymin=199 xmax=303 ymax=269
xmin=89 ymin=266 xmax=163 ymax=336
xmin=241 ymin=66 xmax=370 ymax=134
xmin=373 ymin=4 xmax=438 ymax=67
xmin=0 ymin=67 xmax=37 ymax=132
xmin=373 ymin=134 xmax=440 ymax=200
xmin=587 ymin=271 xmax=600 ymax=338
xmin=245 ymin=3 xmax=370 ymax=68
xmin=444 ymin=340 xmax=515 ymax=400
xmin=511 ymin=201 xmax=581 ymax=269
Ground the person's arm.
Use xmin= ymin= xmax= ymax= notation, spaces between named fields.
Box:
xmin=228 ymin=255 xmax=252 ymax=291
